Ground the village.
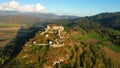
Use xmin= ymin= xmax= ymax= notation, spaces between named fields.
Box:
xmin=25 ymin=24 xmax=69 ymax=47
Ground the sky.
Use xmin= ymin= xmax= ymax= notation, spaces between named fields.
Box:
xmin=0 ymin=0 xmax=120 ymax=16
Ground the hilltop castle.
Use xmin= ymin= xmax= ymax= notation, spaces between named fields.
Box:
xmin=26 ymin=24 xmax=69 ymax=47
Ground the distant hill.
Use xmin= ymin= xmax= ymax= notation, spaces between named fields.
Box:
xmin=36 ymin=12 xmax=120 ymax=31
xmin=61 ymin=12 xmax=120 ymax=31
xmin=1 ymin=11 xmax=119 ymax=31
xmin=0 ymin=10 xmax=79 ymax=23
xmin=88 ymin=12 xmax=120 ymax=30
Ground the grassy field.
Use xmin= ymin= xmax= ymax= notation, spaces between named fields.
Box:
xmin=74 ymin=31 xmax=120 ymax=51
xmin=106 ymin=44 xmax=120 ymax=52
xmin=74 ymin=32 xmax=105 ymax=42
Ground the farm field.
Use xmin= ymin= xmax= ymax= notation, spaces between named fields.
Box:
xmin=0 ymin=22 xmax=28 ymax=48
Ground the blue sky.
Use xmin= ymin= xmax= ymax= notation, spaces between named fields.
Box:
xmin=0 ymin=0 xmax=120 ymax=16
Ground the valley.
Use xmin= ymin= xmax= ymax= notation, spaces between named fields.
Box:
xmin=0 ymin=22 xmax=29 ymax=48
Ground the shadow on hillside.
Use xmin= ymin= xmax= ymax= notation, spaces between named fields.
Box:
xmin=0 ymin=23 xmax=46 ymax=67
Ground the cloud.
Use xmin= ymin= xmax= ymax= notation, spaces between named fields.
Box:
xmin=0 ymin=1 xmax=47 ymax=13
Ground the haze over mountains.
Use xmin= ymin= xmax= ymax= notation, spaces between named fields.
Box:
xmin=0 ymin=10 xmax=79 ymax=23
xmin=0 ymin=10 xmax=120 ymax=31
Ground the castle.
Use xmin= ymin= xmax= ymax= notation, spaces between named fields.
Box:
xmin=26 ymin=24 xmax=68 ymax=47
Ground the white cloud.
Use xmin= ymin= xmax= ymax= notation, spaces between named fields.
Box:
xmin=0 ymin=1 xmax=47 ymax=13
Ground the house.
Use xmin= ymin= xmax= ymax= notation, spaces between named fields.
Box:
xmin=45 ymin=34 xmax=49 ymax=38
xmin=48 ymin=41 xmax=53 ymax=45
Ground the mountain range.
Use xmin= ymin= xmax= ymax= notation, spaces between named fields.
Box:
xmin=0 ymin=10 xmax=79 ymax=23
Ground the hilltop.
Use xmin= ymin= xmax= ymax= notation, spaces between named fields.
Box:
xmin=7 ymin=24 xmax=74 ymax=68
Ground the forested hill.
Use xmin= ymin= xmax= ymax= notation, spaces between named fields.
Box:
xmin=48 ymin=12 xmax=120 ymax=31
xmin=87 ymin=12 xmax=120 ymax=30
